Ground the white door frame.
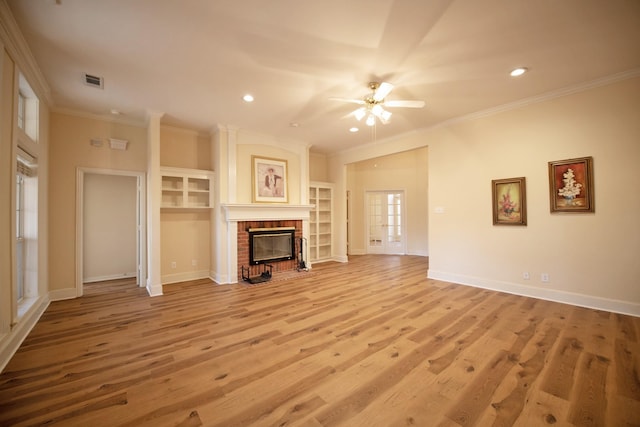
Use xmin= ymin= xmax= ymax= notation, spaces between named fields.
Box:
xmin=76 ymin=167 xmax=147 ymax=296
xmin=365 ymin=189 xmax=407 ymax=255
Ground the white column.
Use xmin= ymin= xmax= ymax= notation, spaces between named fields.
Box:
xmin=211 ymin=125 xmax=238 ymax=284
xmin=146 ymin=111 xmax=163 ymax=295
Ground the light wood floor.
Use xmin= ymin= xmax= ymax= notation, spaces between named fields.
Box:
xmin=1 ymin=255 xmax=638 ymax=426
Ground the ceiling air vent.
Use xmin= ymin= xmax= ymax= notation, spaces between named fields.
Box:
xmin=83 ymin=73 xmax=104 ymax=89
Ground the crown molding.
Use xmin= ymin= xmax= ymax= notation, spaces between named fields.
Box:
xmin=0 ymin=1 xmax=52 ymax=106
xmin=51 ymin=107 xmax=146 ymax=128
xmin=430 ymin=68 xmax=640 ymax=131
xmin=333 ymin=68 xmax=640 ymax=161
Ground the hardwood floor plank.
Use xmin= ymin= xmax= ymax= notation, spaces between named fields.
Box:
xmin=568 ymin=352 xmax=610 ymax=426
xmin=445 ymin=316 xmax=540 ymax=426
xmin=0 ymin=255 xmax=638 ymax=426
xmin=540 ymin=336 xmax=584 ymax=401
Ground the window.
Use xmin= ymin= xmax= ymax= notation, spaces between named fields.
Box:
xmin=17 ymin=91 xmax=25 ymax=131
xmin=14 ymin=71 xmax=40 ymax=317
xmin=16 ymin=174 xmax=24 ymax=302
xmin=18 ymin=74 xmax=38 ymax=143
xmin=15 ymin=156 xmax=37 ymax=307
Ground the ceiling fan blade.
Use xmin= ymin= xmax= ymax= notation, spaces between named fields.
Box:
xmin=373 ymin=82 xmax=394 ymax=101
xmin=329 ymin=97 xmax=365 ymax=105
xmin=384 ymin=100 xmax=425 ymax=108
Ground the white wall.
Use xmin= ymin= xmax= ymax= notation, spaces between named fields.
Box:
xmin=330 ymin=75 xmax=640 ymax=315
xmin=427 ymin=76 xmax=640 ymax=315
xmin=83 ymin=173 xmax=137 ymax=282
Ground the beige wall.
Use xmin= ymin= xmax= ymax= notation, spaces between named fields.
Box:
xmin=347 ymin=148 xmax=428 ymax=256
xmin=159 ymin=125 xmax=213 ymax=283
xmin=49 ymin=112 xmax=147 ymax=291
xmin=309 ymin=152 xmax=328 ymax=182
xmin=160 ymin=126 xmax=211 ymax=170
xmin=161 ymin=211 xmax=211 ymax=281
xmin=236 ymin=131 xmax=304 ymax=204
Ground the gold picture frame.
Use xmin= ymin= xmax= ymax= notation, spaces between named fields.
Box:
xmin=548 ymin=156 xmax=594 ymax=213
xmin=492 ymin=177 xmax=527 ymax=226
xmin=252 ymin=156 xmax=288 ymax=203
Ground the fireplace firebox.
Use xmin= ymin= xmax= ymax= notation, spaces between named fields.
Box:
xmin=248 ymin=227 xmax=296 ymax=265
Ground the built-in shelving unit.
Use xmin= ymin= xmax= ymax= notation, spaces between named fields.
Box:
xmin=161 ymin=167 xmax=214 ymax=209
xmin=309 ymin=181 xmax=333 ymax=262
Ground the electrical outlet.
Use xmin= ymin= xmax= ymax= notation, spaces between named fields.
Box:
xmin=171 ymin=261 xmax=177 ymax=269
xmin=541 ymin=273 xmax=549 ymax=283
xmin=523 ymin=272 xmax=530 ymax=280
xmin=192 ymin=259 xmax=197 ymax=267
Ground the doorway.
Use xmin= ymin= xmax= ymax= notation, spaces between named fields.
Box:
xmin=366 ymin=190 xmax=406 ymax=254
xmin=76 ymin=168 xmax=146 ymax=297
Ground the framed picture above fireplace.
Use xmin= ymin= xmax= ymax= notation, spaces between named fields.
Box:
xmin=252 ymin=156 xmax=288 ymax=203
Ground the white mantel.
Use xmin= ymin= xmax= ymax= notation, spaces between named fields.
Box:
xmin=221 ymin=203 xmax=314 ymax=222
xmin=213 ymin=204 xmax=313 ymax=284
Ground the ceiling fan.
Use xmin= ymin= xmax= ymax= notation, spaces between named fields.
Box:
xmin=331 ymin=82 xmax=425 ymax=126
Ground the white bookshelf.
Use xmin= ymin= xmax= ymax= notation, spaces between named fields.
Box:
xmin=309 ymin=181 xmax=333 ymax=262
xmin=161 ymin=167 xmax=213 ymax=209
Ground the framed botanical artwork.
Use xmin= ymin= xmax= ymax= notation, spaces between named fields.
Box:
xmin=252 ymin=156 xmax=288 ymax=203
xmin=548 ymin=156 xmax=594 ymax=213
xmin=492 ymin=177 xmax=527 ymax=225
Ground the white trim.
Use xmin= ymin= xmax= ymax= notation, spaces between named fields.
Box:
xmin=0 ymin=295 xmax=48 ymax=373
xmin=84 ymin=273 xmax=137 ymax=284
xmin=76 ymin=168 xmax=147 ymax=298
xmin=0 ymin=1 xmax=52 ymax=105
xmin=162 ymin=270 xmax=210 ymax=285
xmin=146 ymin=283 xmax=163 ymax=297
xmin=364 ymin=189 xmax=407 ymax=255
xmin=221 ymin=204 xmax=314 ymax=221
xmin=52 ymin=107 xmax=145 ymax=129
xmin=428 ymin=270 xmax=640 ymax=317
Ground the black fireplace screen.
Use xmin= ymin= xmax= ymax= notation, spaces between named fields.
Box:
xmin=248 ymin=227 xmax=295 ymax=265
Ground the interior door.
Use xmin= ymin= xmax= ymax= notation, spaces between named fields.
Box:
xmin=366 ymin=191 xmax=405 ymax=254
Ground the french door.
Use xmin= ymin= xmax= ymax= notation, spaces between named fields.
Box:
xmin=366 ymin=191 xmax=405 ymax=254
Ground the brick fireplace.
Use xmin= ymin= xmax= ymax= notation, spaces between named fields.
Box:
xmin=218 ymin=204 xmax=313 ymax=284
xmin=237 ymin=220 xmax=302 ymax=281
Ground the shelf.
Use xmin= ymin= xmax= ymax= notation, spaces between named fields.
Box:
xmin=161 ymin=168 xmax=213 ymax=209
xmin=309 ymin=181 xmax=333 ymax=262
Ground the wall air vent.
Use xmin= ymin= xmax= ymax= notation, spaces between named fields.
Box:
xmin=83 ymin=73 xmax=104 ymax=89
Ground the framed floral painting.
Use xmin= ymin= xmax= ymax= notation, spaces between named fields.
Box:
xmin=492 ymin=177 xmax=527 ymax=225
xmin=548 ymin=156 xmax=594 ymax=213
xmin=252 ymin=156 xmax=288 ymax=203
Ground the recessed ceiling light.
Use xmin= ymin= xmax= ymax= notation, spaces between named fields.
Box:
xmin=290 ymin=122 xmax=299 ymax=128
xmin=243 ymin=94 xmax=254 ymax=102
xmin=349 ymin=127 xmax=359 ymax=133
xmin=110 ymin=109 xmax=121 ymax=115
xmin=510 ymin=67 xmax=528 ymax=77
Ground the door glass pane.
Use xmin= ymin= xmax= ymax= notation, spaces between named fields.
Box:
xmin=369 ymin=194 xmax=383 ymax=246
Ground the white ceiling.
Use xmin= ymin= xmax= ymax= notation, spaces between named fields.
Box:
xmin=7 ymin=0 xmax=640 ymax=154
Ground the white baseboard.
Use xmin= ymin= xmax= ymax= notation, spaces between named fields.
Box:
xmin=146 ymin=282 xmax=163 ymax=296
xmin=83 ymin=273 xmax=136 ymax=283
xmin=428 ymin=270 xmax=640 ymax=317
xmin=348 ymin=249 xmax=366 ymax=255
xmin=161 ymin=270 xmax=210 ymax=285
xmin=0 ymin=295 xmax=49 ymax=373
xmin=210 ymin=270 xmax=235 ymax=285
xmin=408 ymin=250 xmax=429 ymax=257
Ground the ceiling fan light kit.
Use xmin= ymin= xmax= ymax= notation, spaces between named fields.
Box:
xmin=333 ymin=81 xmax=425 ymax=127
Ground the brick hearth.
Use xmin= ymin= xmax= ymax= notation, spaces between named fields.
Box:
xmin=237 ymin=220 xmax=302 ymax=281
